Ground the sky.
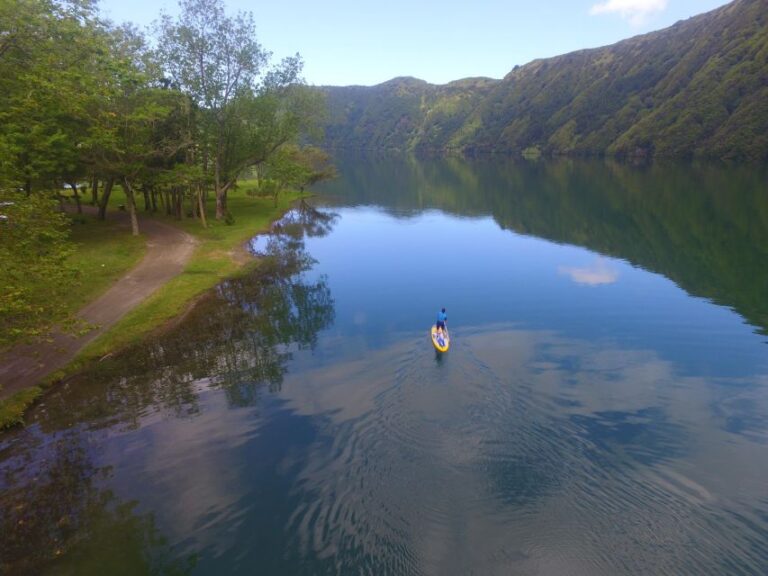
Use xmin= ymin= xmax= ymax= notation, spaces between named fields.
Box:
xmin=97 ymin=0 xmax=733 ymax=86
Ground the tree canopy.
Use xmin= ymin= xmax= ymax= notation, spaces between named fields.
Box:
xmin=0 ymin=0 xmax=330 ymax=348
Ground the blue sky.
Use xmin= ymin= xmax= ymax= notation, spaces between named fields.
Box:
xmin=99 ymin=0 xmax=732 ymax=86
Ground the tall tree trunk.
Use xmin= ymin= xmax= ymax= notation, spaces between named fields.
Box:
xmin=215 ymin=185 xmax=228 ymax=219
xmin=98 ymin=178 xmax=114 ymax=220
xmin=90 ymin=177 xmax=99 ymax=206
xmin=123 ymin=177 xmax=140 ymax=236
xmin=142 ymin=187 xmax=151 ymax=211
xmin=197 ymin=185 xmax=207 ymax=228
xmin=191 ymin=187 xmax=198 ymax=218
xmin=69 ymin=182 xmax=82 ymax=214
xmin=150 ymin=187 xmax=158 ymax=212
xmin=215 ymin=156 xmax=225 ymax=220
xmin=216 ymin=179 xmax=232 ymax=219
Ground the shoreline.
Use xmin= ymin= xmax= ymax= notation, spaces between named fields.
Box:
xmin=0 ymin=192 xmax=302 ymax=429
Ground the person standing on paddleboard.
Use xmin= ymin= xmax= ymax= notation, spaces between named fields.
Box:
xmin=436 ymin=308 xmax=447 ymax=334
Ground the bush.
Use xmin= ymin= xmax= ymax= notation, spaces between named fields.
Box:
xmin=0 ymin=191 xmax=78 ymax=346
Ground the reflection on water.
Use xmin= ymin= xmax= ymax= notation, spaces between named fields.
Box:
xmin=47 ymin=205 xmax=334 ymax=431
xmin=281 ymin=327 xmax=768 ymax=575
xmin=0 ymin=204 xmax=337 ymax=574
xmin=0 ymin=430 xmax=195 ymax=575
xmin=320 ymin=155 xmax=768 ymax=336
xmin=2 ymin=157 xmax=768 ymax=575
xmin=558 ymin=257 xmax=619 ymax=286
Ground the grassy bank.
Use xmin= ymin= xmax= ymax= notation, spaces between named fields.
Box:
xmin=0 ymin=186 xmax=300 ymax=428
xmin=64 ymin=187 xmax=301 ymax=369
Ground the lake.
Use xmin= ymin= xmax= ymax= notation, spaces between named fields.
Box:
xmin=2 ymin=156 xmax=768 ymax=575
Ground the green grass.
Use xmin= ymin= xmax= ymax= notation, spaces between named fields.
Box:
xmin=0 ymin=387 xmax=42 ymax=429
xmin=60 ymin=186 xmax=302 ymax=376
xmin=64 ymin=216 xmax=147 ymax=313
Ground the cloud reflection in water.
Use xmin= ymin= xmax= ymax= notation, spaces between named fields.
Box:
xmin=559 ymin=258 xmax=619 ymax=286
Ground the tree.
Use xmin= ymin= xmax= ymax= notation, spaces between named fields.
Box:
xmin=258 ymin=144 xmax=336 ymax=205
xmin=89 ymin=86 xmax=191 ymax=235
xmin=74 ymin=20 xmax=193 ymax=234
xmin=0 ymin=0 xmax=106 ymax=193
xmin=156 ymin=0 xmax=324 ymax=219
xmin=156 ymin=0 xmax=268 ymax=219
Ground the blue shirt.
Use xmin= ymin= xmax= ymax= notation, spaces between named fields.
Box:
xmin=437 ymin=311 xmax=447 ymax=323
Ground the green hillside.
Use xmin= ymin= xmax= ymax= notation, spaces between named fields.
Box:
xmin=321 ymin=0 xmax=768 ymax=160
xmin=323 ymin=77 xmax=497 ymax=152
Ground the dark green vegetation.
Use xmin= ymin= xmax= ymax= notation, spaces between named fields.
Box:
xmin=0 ymin=191 xmax=78 ymax=347
xmin=0 ymin=387 xmax=42 ymax=429
xmin=322 ymin=0 xmax=768 ymax=160
xmin=323 ymin=77 xmax=497 ymax=151
xmin=0 ymin=0 xmax=333 ymax=349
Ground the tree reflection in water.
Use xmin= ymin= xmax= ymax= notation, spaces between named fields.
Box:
xmin=0 ymin=431 xmax=195 ymax=576
xmin=214 ymin=209 xmax=337 ymax=405
xmin=0 ymin=201 xmax=338 ymax=573
xmin=324 ymin=155 xmax=768 ymax=335
xmin=32 ymin=201 xmax=338 ymax=431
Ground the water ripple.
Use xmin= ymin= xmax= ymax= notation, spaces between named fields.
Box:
xmin=282 ymin=328 xmax=768 ymax=575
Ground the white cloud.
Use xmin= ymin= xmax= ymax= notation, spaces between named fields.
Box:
xmin=590 ymin=0 xmax=668 ymax=25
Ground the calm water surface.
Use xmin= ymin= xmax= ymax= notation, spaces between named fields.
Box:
xmin=2 ymin=157 xmax=768 ymax=575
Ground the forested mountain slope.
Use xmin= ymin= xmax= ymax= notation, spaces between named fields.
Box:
xmin=321 ymin=0 xmax=768 ymax=160
xmin=322 ymin=77 xmax=497 ymax=152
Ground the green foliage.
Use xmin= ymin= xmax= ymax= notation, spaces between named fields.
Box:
xmin=321 ymin=0 xmax=768 ymax=160
xmin=0 ymin=0 xmax=103 ymax=191
xmin=322 ymin=77 xmax=496 ymax=152
xmin=0 ymin=0 xmax=326 ymax=348
xmin=217 ymin=85 xmax=321 ymax=188
xmin=259 ymin=144 xmax=336 ymax=199
xmin=156 ymin=0 xmax=268 ymax=111
xmin=1 ymin=0 xmax=321 ymax=223
xmin=0 ymin=190 xmax=78 ymax=346
xmin=155 ymin=0 xmax=317 ymax=219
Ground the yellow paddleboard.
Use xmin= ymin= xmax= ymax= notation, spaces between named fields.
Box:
xmin=431 ymin=325 xmax=450 ymax=352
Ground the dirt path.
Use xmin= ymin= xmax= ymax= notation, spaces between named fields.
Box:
xmin=0 ymin=212 xmax=197 ymax=400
